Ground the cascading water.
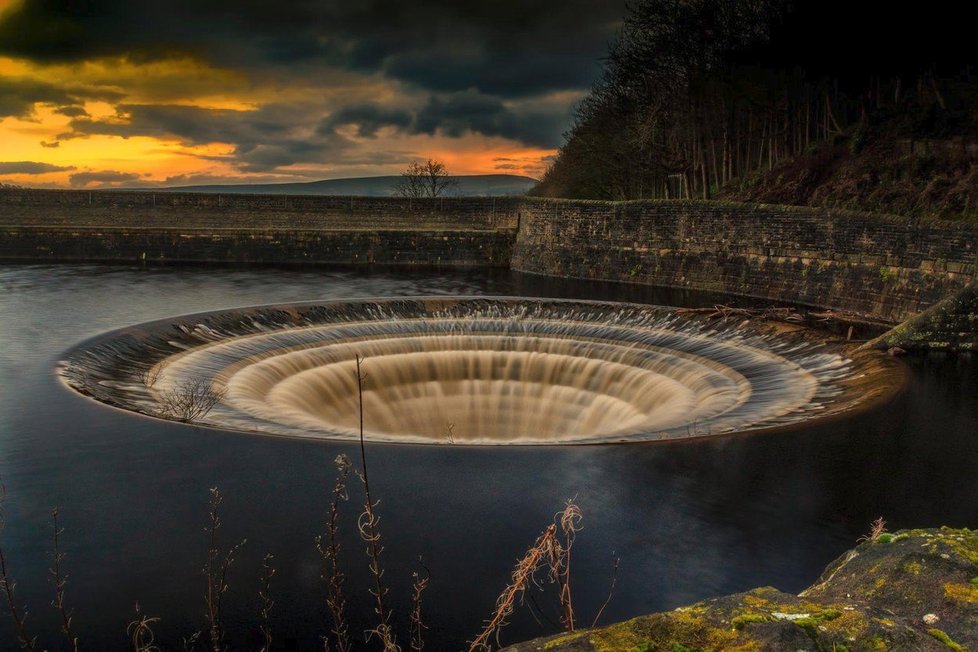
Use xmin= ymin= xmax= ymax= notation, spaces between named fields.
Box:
xmin=59 ymin=297 xmax=899 ymax=444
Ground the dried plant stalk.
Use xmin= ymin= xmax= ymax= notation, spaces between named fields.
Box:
xmin=354 ymin=355 xmax=400 ymax=652
xmin=858 ymin=516 xmax=888 ymax=543
xmin=409 ymin=558 xmax=431 ymax=652
xmin=591 ymin=553 xmax=620 ymax=629
xmin=49 ymin=508 xmax=79 ymax=652
xmin=142 ymin=358 xmax=168 ymax=388
xmin=468 ymin=524 xmax=559 ymax=652
xmin=203 ymin=487 xmax=246 ymax=652
xmin=257 ymin=553 xmax=275 ymax=652
xmin=317 ymin=454 xmax=353 ymax=652
xmin=556 ymin=501 xmax=583 ymax=631
xmin=128 ymin=602 xmax=161 ymax=652
xmin=0 ymin=482 xmax=40 ymax=652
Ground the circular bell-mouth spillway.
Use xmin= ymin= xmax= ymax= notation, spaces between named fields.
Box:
xmin=59 ymin=297 xmax=899 ymax=445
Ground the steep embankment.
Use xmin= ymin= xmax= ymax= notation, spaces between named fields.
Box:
xmin=720 ymin=118 xmax=978 ymax=221
xmin=506 ymin=528 xmax=978 ymax=651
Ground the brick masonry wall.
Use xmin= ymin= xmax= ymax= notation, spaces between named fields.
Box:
xmin=512 ymin=199 xmax=978 ymax=324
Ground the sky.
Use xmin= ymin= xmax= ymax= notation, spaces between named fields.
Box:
xmin=0 ymin=0 xmax=623 ymax=188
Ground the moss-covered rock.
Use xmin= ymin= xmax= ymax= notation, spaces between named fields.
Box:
xmin=868 ymin=283 xmax=978 ymax=351
xmin=506 ymin=528 xmax=978 ymax=652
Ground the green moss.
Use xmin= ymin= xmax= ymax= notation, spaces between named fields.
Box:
xmin=932 ymin=528 xmax=978 ymax=566
xmin=876 ymin=532 xmax=895 ymax=543
xmin=667 ymin=642 xmax=709 ymax=652
xmin=927 ymin=628 xmax=966 ymax=651
xmin=903 ymin=561 xmax=923 ymax=575
xmin=731 ymin=613 xmax=770 ymax=630
xmin=544 ymin=631 xmax=588 ymax=649
xmin=793 ymin=609 xmax=842 ymax=633
xmin=944 ymin=581 xmax=978 ymax=603
xmin=581 ymin=620 xmax=645 ymax=651
xmin=969 ymin=576 xmax=978 ymax=586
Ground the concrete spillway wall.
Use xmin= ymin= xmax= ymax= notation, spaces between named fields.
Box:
xmin=2 ymin=190 xmax=976 ymax=325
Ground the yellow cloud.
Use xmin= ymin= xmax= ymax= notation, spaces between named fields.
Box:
xmin=0 ymin=51 xmax=557 ymax=186
xmin=0 ymin=55 xmax=255 ymax=108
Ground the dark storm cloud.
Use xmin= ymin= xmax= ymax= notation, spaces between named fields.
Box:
xmin=316 ymin=91 xmax=572 ymax=148
xmin=0 ymin=0 xmax=623 ymax=98
xmin=0 ymin=160 xmax=75 ymax=174
xmin=63 ymin=104 xmax=288 ymax=145
xmin=1 ymin=1 xmax=621 ymax=161
xmin=320 ymin=104 xmax=413 ymax=138
xmin=62 ymin=102 xmax=418 ymax=172
xmin=68 ymin=170 xmax=144 ymax=187
xmin=412 ymin=91 xmax=568 ymax=147
xmin=0 ymin=77 xmax=119 ymax=117
xmin=53 ymin=105 xmax=89 ymax=117
xmin=58 ymin=93 xmax=568 ymax=173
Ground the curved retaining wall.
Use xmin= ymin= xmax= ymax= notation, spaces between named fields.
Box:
xmin=512 ymin=199 xmax=978 ymax=324
xmin=2 ymin=191 xmax=977 ymax=324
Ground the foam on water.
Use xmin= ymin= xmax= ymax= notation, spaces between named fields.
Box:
xmin=59 ymin=297 xmax=892 ymax=444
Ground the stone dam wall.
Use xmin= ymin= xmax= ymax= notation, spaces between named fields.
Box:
xmin=2 ymin=190 xmax=977 ymax=324
xmin=0 ymin=190 xmax=519 ymax=267
xmin=512 ymin=199 xmax=978 ymax=324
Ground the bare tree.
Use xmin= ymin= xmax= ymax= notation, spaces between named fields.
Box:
xmin=394 ymin=159 xmax=458 ymax=198
xmin=157 ymin=379 xmax=226 ymax=422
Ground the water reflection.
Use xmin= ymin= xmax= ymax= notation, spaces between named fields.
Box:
xmin=0 ymin=264 xmax=975 ymax=650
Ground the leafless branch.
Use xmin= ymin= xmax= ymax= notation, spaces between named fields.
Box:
xmin=317 ymin=454 xmax=353 ymax=652
xmin=49 ymin=508 xmax=79 ymax=652
xmin=203 ymin=487 xmax=246 ymax=652
xmin=556 ymin=501 xmax=583 ymax=631
xmin=0 ymin=482 xmax=40 ymax=652
xmin=128 ymin=603 xmax=161 ymax=652
xmin=394 ymin=159 xmax=458 ymax=198
xmin=257 ymin=553 xmax=275 ymax=652
xmin=142 ymin=359 xmax=169 ymax=388
xmin=468 ymin=524 xmax=560 ymax=652
xmin=591 ymin=553 xmax=620 ymax=629
xmin=158 ymin=378 xmax=226 ymax=423
xmin=409 ymin=557 xmax=430 ymax=652
xmin=355 ymin=355 xmax=400 ymax=652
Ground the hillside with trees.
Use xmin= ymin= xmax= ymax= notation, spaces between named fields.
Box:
xmin=533 ymin=0 xmax=978 ymax=219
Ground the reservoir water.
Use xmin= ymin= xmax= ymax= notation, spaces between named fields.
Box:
xmin=1 ymin=264 xmax=976 ymax=649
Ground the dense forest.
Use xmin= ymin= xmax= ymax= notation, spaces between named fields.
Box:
xmin=533 ymin=0 xmax=978 ymax=218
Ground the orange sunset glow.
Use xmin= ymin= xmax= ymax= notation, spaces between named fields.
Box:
xmin=0 ymin=1 xmax=621 ymax=189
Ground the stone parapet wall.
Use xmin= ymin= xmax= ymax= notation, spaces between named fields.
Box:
xmin=0 ymin=189 xmax=521 ymax=230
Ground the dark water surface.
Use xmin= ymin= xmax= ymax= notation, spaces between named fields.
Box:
xmin=1 ymin=264 xmax=976 ymax=650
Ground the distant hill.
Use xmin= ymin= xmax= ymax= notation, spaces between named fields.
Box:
xmin=162 ymin=174 xmax=537 ymax=197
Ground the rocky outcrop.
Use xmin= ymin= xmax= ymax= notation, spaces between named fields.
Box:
xmin=506 ymin=528 xmax=978 ymax=651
